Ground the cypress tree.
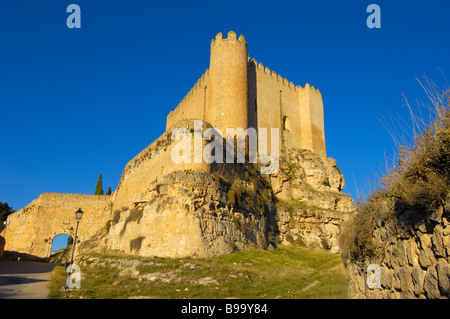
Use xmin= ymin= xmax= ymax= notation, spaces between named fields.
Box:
xmin=95 ymin=174 xmax=104 ymax=195
xmin=105 ymin=186 xmax=112 ymax=195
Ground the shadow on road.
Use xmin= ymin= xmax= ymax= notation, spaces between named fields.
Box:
xmin=0 ymin=261 xmax=58 ymax=299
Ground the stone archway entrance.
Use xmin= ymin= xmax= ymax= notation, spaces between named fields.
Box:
xmin=2 ymin=193 xmax=111 ymax=259
xmin=49 ymin=233 xmax=72 ymax=256
xmin=48 ymin=233 xmax=73 ymax=264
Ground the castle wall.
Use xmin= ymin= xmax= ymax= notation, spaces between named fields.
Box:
xmin=3 ymin=193 xmax=111 ymax=258
xmin=112 ymin=119 xmax=212 ymax=213
xmin=309 ymin=87 xmax=326 ymax=157
xmin=165 ymin=32 xmax=326 ymax=157
xmin=166 ymin=32 xmax=249 ymax=137
xmin=249 ymin=58 xmax=326 ymax=157
xmin=166 ymin=71 xmax=209 ymax=131
xmin=298 ymin=84 xmax=326 ymax=157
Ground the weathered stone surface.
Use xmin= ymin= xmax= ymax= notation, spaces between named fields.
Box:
xmin=381 ymin=266 xmax=393 ymax=290
xmin=104 ymin=148 xmax=355 ymax=258
xmin=398 ymin=266 xmax=414 ymax=298
xmin=423 ymin=266 xmax=441 ymax=299
xmin=412 ymin=264 xmax=426 ymax=297
xmin=418 ymin=234 xmax=436 ymax=268
xmin=345 ymin=197 xmax=449 ymax=299
xmin=2 ymin=193 xmax=112 ymax=258
xmin=106 ymin=170 xmax=273 ymax=258
xmin=436 ymin=259 xmax=450 ymax=294
xmin=346 ymin=263 xmax=366 ymax=299
xmin=432 ymin=225 xmax=446 ymax=257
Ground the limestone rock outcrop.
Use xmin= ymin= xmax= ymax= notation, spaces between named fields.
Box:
xmin=271 ymin=149 xmax=355 ymax=253
xmin=99 ymin=148 xmax=355 ymax=258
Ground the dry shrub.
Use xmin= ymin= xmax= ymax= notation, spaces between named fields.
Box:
xmin=341 ymin=77 xmax=449 ymax=263
xmin=340 ymin=195 xmax=393 ymax=263
xmin=382 ymin=79 xmax=450 ymax=211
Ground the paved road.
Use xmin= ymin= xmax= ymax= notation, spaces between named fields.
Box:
xmin=0 ymin=261 xmax=57 ymax=299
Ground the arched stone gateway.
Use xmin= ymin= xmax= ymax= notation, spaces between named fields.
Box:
xmin=1 ymin=193 xmax=111 ymax=259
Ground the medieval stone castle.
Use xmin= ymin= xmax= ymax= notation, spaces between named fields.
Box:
xmin=2 ymin=32 xmax=355 ymax=260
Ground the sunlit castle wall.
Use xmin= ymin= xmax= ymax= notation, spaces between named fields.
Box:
xmin=166 ymin=31 xmax=326 ymax=158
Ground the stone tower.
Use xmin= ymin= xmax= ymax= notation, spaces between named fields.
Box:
xmin=207 ymin=31 xmax=249 ymax=135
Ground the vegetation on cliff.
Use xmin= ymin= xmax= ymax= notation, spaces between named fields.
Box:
xmin=340 ymin=78 xmax=450 ymax=263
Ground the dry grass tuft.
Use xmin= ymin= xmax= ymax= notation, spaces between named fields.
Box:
xmin=341 ymin=76 xmax=450 ymax=262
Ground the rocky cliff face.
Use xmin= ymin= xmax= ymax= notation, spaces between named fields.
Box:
xmin=344 ymin=194 xmax=450 ymax=299
xmin=106 ymin=169 xmax=276 ymax=258
xmin=271 ymin=149 xmax=355 ymax=253
xmin=95 ymin=149 xmax=355 ymax=258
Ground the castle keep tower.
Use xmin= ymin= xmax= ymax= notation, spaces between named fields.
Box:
xmin=166 ymin=31 xmax=326 ymax=158
xmin=207 ymin=31 xmax=249 ymax=135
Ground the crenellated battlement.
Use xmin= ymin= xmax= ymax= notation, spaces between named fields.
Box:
xmin=250 ymin=57 xmax=299 ymax=92
xmin=211 ymin=31 xmax=246 ymax=45
xmin=252 ymin=55 xmax=323 ymax=95
xmin=166 ymin=69 xmax=210 ymax=130
xmin=297 ymin=82 xmax=322 ymax=96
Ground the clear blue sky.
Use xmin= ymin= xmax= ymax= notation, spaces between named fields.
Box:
xmin=1 ymin=0 xmax=449 ymax=217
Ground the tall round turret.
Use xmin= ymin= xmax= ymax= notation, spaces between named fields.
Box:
xmin=207 ymin=31 xmax=248 ymax=135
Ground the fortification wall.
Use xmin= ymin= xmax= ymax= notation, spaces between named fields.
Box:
xmin=3 ymin=193 xmax=111 ymax=258
xmin=112 ymin=119 xmax=212 ymax=213
xmin=249 ymin=58 xmax=326 ymax=157
xmin=298 ymin=84 xmax=326 ymax=157
xmin=166 ymin=70 xmax=210 ymax=131
xmin=345 ymin=196 xmax=450 ymax=299
xmin=166 ymin=32 xmax=325 ymax=158
xmin=307 ymin=85 xmax=326 ymax=157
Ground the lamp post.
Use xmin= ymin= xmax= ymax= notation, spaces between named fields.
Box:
xmin=69 ymin=208 xmax=84 ymax=267
xmin=66 ymin=208 xmax=83 ymax=289
xmin=64 ymin=227 xmax=74 ymax=269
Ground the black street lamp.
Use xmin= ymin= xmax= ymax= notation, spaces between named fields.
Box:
xmin=64 ymin=227 xmax=74 ymax=269
xmin=70 ymin=208 xmax=84 ymax=266
xmin=66 ymin=208 xmax=83 ymax=289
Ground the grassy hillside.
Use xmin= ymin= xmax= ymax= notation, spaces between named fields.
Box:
xmin=48 ymin=243 xmax=347 ymax=299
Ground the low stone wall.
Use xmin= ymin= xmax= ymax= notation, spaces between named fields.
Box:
xmin=345 ymin=198 xmax=450 ymax=299
xmin=3 ymin=193 xmax=112 ymax=258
